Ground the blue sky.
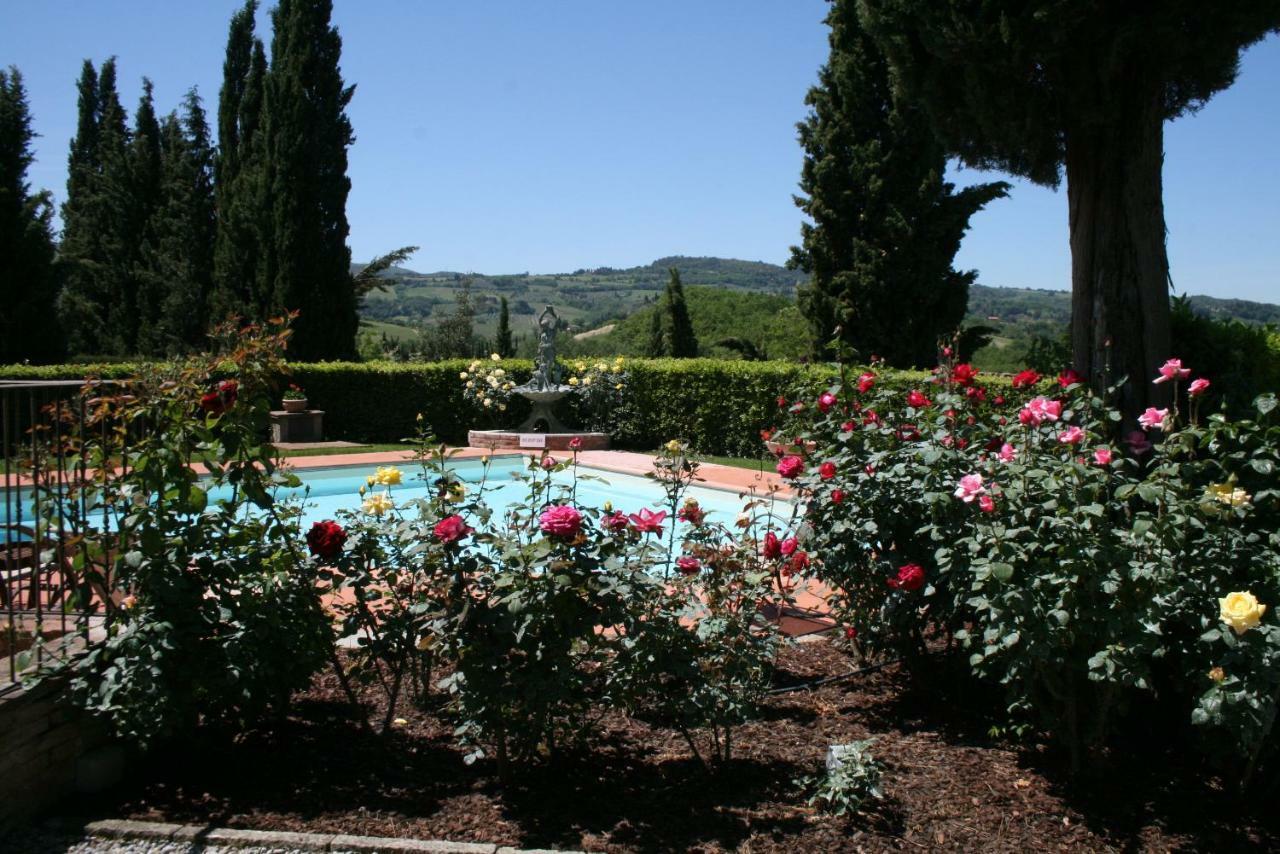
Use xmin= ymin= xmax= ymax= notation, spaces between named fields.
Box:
xmin=4 ymin=2 xmax=1278 ymax=301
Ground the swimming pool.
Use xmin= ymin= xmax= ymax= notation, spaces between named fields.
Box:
xmin=2 ymin=456 xmax=784 ymax=542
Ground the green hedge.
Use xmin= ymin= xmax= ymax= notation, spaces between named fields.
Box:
xmin=1 ymin=358 xmax=1017 ymax=457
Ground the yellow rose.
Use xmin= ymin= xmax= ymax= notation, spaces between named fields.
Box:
xmin=447 ymin=482 xmax=467 ymax=503
xmin=665 ymin=439 xmax=682 ymax=453
xmin=362 ymin=491 xmax=395 ymax=516
xmin=1208 ymin=666 xmax=1226 ymax=683
xmin=373 ymin=466 xmax=403 ymax=486
xmin=466 ymin=381 xmax=475 ymax=389
xmin=491 ymin=353 xmax=501 ymax=361
xmin=615 ymin=383 xmax=624 ymax=391
xmin=583 ymin=377 xmax=592 ymax=386
xmin=483 ymin=398 xmax=492 ymax=407
xmin=603 ymin=500 xmax=613 ymax=513
xmin=596 ymin=362 xmax=608 ymax=371
xmin=1204 ymin=483 xmax=1251 ymax=511
xmin=1219 ymin=591 xmax=1267 ymax=635
xmin=568 ymin=377 xmax=579 ymax=386
xmin=459 ymin=372 xmax=468 ymax=380
xmin=494 ymin=368 xmax=505 ymax=378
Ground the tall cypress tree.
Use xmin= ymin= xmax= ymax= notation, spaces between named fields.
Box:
xmin=262 ymin=0 xmax=357 ymax=360
xmin=0 ymin=67 xmax=62 ymax=363
xmin=141 ymin=90 xmax=216 ymax=353
xmin=212 ymin=0 xmax=269 ymax=322
xmin=859 ymin=1 xmax=1279 ymax=412
xmin=790 ymin=0 xmax=1006 ymax=367
xmin=495 ymin=296 xmax=514 ymax=358
xmin=129 ymin=79 xmax=164 ymax=352
xmin=643 ymin=302 xmax=665 ymax=357
xmin=663 ymin=267 xmax=698 ymax=358
xmin=59 ymin=58 xmax=136 ymax=356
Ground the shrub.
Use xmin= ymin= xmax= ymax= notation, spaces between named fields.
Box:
xmin=776 ymin=357 xmax=1280 ymax=782
xmin=26 ymin=319 xmax=331 ymax=745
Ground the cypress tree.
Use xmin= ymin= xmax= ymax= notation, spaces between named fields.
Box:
xmin=643 ymin=302 xmax=665 ymax=357
xmin=141 ymin=90 xmax=216 ymax=353
xmin=212 ymin=0 xmax=269 ymax=322
xmin=262 ymin=0 xmax=357 ymax=360
xmin=859 ymin=1 xmax=1279 ymax=413
xmin=129 ymin=79 xmax=164 ymax=352
xmin=790 ymin=0 xmax=1006 ymax=367
xmin=495 ymin=296 xmax=514 ymax=358
xmin=0 ymin=67 xmax=62 ymax=363
xmin=59 ymin=58 xmax=135 ymax=356
xmin=663 ymin=267 xmax=698 ymax=358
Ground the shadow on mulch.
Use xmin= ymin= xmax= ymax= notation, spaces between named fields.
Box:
xmin=55 ymin=642 xmax=1280 ymax=853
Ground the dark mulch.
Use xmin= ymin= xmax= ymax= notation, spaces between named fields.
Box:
xmin=60 ymin=642 xmax=1276 ymax=852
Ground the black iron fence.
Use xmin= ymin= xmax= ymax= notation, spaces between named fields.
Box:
xmin=1 ymin=379 xmax=124 ymax=695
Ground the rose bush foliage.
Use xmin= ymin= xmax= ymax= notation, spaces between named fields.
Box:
xmin=773 ymin=355 xmax=1280 ymax=780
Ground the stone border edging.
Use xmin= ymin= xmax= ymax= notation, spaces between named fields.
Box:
xmin=84 ymin=819 xmax=587 ymax=854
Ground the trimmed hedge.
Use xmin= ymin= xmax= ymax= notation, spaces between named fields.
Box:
xmin=1 ymin=358 xmax=1016 ymax=457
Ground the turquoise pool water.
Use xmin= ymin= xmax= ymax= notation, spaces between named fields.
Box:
xmin=2 ymin=457 xmax=777 ymax=542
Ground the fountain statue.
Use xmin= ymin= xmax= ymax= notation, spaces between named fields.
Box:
xmin=465 ymin=304 xmax=610 ymax=451
xmin=513 ymin=305 xmax=571 ymax=432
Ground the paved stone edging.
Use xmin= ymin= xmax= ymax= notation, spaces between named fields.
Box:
xmin=84 ymin=819 xmax=587 ymax=854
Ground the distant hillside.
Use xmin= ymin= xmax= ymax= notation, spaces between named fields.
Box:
xmin=353 ymin=256 xmax=1279 ymax=364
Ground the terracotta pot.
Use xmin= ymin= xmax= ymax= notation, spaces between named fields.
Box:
xmin=283 ymin=398 xmax=308 ymax=413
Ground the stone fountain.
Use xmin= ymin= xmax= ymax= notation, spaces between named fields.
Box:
xmin=466 ymin=305 xmax=610 ymax=452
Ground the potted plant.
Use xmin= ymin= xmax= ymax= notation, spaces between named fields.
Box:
xmin=282 ymin=384 xmax=308 ymax=413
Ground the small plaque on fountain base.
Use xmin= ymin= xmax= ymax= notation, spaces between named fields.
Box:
xmin=467 ymin=429 xmax=610 ymax=452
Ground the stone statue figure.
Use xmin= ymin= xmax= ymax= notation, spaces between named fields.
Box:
xmin=533 ymin=305 xmax=562 ymax=390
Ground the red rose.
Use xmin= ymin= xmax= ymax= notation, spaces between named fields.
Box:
xmin=857 ymin=372 xmax=876 ymax=394
xmin=628 ymin=508 xmax=667 ymax=535
xmin=568 ymin=437 xmax=583 ymax=451
xmin=887 ymin=563 xmax=926 ymax=592
xmin=602 ymin=510 xmax=629 ymax=531
xmin=1058 ymin=369 xmax=1084 ymax=388
xmin=978 ymin=494 xmax=995 ymax=513
xmin=862 ymin=410 xmax=881 ymax=426
xmin=1011 ymin=369 xmax=1040 ymax=390
xmin=840 ymin=421 xmax=855 ymax=433
xmin=776 ymin=455 xmax=805 ymax=479
xmin=776 ymin=396 xmax=788 ymax=409
xmin=906 ymin=390 xmax=931 ymax=408
xmin=762 ymin=531 xmax=782 ymax=560
xmin=200 ymin=379 xmax=239 ymax=415
xmin=831 ymin=489 xmax=845 ymax=504
xmin=844 ymin=626 xmax=857 ymax=640
xmin=781 ymin=536 xmax=799 ymax=557
xmin=952 ymin=363 xmax=978 ymax=386
xmin=677 ymin=500 xmax=705 ymax=526
xmin=819 ymin=461 xmax=837 ymax=480
xmin=434 ymin=514 xmax=472 ymax=545
xmin=306 ymin=520 xmax=347 ymax=561
xmin=818 ymin=392 xmax=837 ymax=413
xmin=676 ymin=556 xmax=701 ymax=576
xmin=784 ymin=551 xmax=810 ymax=576
xmin=760 ymin=427 xmax=775 ymax=442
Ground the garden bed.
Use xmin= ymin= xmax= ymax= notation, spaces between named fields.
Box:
xmin=65 ymin=641 xmax=1273 ymax=852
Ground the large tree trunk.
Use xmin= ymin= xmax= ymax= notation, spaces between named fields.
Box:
xmin=1065 ymin=87 xmax=1171 ymax=423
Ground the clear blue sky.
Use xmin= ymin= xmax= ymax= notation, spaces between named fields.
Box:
xmin=4 ymin=2 xmax=1278 ymax=301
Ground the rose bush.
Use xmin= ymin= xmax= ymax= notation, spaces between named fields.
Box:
xmin=771 ymin=350 xmax=1280 ymax=782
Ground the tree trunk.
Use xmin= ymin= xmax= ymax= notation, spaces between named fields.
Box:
xmin=1065 ymin=85 xmax=1171 ymax=423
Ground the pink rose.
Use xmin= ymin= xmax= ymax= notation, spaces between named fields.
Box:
xmin=1019 ymin=396 xmax=1062 ymax=427
xmin=776 ymin=455 xmax=805 ymax=479
xmin=780 ymin=536 xmax=799 ymax=557
xmin=953 ymin=474 xmax=986 ymax=503
xmin=434 ymin=515 xmax=472 ymax=545
xmin=1153 ymin=358 xmax=1191 ymax=385
xmin=1188 ymin=378 xmax=1210 ymax=397
xmin=569 ymin=437 xmax=583 ymax=451
xmin=541 ymin=455 xmax=559 ymax=470
xmin=978 ymin=494 xmax=996 ymax=513
xmin=1093 ymin=447 xmax=1113 ymax=466
xmin=998 ymin=443 xmax=1016 ymax=462
xmin=1137 ymin=407 xmax=1169 ymax=431
xmin=1126 ymin=430 xmax=1153 ymax=456
xmin=539 ymin=504 xmax=583 ymax=538
xmin=628 ymin=508 xmax=667 ymax=535
xmin=818 ymin=392 xmax=837 ymax=413
xmin=1058 ymin=426 xmax=1085 ymax=445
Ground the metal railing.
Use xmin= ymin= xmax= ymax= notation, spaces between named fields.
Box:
xmin=1 ymin=379 xmax=123 ymax=695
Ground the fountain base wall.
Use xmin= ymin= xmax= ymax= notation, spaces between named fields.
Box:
xmin=467 ymin=429 xmax=610 ymax=452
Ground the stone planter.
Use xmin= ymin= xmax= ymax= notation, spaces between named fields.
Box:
xmin=282 ymin=398 xmax=308 ymax=413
